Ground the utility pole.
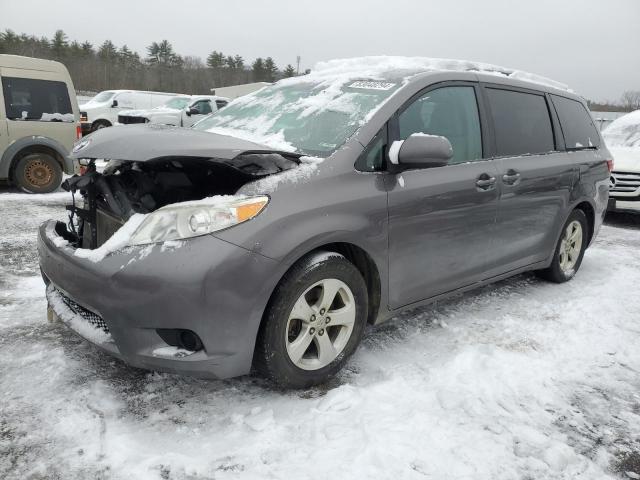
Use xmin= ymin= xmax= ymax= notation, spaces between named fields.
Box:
xmin=296 ymin=56 xmax=301 ymax=75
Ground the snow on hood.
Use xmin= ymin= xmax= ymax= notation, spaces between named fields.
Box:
xmin=603 ymin=110 xmax=640 ymax=148
xmin=609 ymin=147 xmax=640 ymax=172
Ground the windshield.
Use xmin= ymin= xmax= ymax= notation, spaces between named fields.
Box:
xmin=92 ymin=91 xmax=116 ymax=103
xmin=164 ymin=97 xmax=191 ymax=109
xmin=603 ymin=110 xmax=640 ymax=148
xmin=193 ymin=79 xmax=401 ymax=157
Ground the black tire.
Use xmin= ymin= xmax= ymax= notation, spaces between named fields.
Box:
xmin=255 ymin=251 xmax=368 ymax=389
xmin=536 ymin=209 xmax=588 ymax=283
xmin=91 ymin=120 xmax=110 ymax=131
xmin=13 ymin=153 xmax=63 ymax=194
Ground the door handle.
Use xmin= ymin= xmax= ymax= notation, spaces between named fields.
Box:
xmin=476 ymin=174 xmax=496 ymax=191
xmin=502 ymin=170 xmax=521 ymax=185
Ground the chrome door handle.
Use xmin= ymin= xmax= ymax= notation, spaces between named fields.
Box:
xmin=476 ymin=174 xmax=496 ymax=191
xmin=502 ymin=170 xmax=521 ymax=185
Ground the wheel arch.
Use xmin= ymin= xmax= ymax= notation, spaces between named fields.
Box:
xmin=0 ymin=137 xmax=70 ymax=181
xmin=573 ymin=200 xmax=595 ymax=246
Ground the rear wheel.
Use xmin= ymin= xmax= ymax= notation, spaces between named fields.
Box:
xmin=537 ymin=209 xmax=588 ymax=283
xmin=91 ymin=120 xmax=110 ymax=131
xmin=13 ymin=153 xmax=62 ymax=194
xmin=255 ymin=251 xmax=368 ymax=388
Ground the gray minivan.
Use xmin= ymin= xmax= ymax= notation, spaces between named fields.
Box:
xmin=38 ymin=57 xmax=611 ymax=388
xmin=0 ymin=55 xmax=80 ymax=193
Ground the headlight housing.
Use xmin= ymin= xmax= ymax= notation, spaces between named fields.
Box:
xmin=128 ymin=195 xmax=269 ymax=246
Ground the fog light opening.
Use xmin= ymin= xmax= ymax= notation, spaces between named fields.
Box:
xmin=156 ymin=328 xmax=204 ymax=352
xmin=179 ymin=330 xmax=203 ymax=351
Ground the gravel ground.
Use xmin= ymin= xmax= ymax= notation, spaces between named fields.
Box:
xmin=1 ymin=187 xmax=640 ymax=480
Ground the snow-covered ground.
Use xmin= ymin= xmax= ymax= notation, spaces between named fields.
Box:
xmin=1 ymin=187 xmax=640 ymax=480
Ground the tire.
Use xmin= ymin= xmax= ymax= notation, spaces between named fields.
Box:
xmin=255 ymin=251 xmax=368 ymax=388
xmin=536 ymin=209 xmax=588 ymax=283
xmin=13 ymin=153 xmax=63 ymax=194
xmin=91 ymin=120 xmax=110 ymax=132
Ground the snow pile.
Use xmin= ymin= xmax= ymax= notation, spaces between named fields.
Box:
xmin=151 ymin=346 xmax=195 ymax=358
xmin=73 ymin=213 xmax=147 ymax=262
xmin=603 ymin=109 xmax=640 ymax=148
xmin=239 ymin=156 xmax=324 ymax=195
xmin=40 ymin=112 xmax=75 ymax=122
xmin=45 ymin=285 xmax=112 ymax=344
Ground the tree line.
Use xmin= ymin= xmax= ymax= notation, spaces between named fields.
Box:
xmin=0 ymin=29 xmax=301 ymax=94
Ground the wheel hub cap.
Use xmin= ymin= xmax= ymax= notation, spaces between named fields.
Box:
xmin=24 ymin=159 xmax=54 ymax=187
xmin=285 ymin=278 xmax=356 ymax=370
xmin=559 ymin=220 xmax=583 ymax=274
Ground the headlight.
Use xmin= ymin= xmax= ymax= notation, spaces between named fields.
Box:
xmin=128 ymin=195 xmax=269 ymax=246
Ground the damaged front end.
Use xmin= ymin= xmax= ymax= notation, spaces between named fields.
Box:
xmin=59 ymin=126 xmax=301 ymax=250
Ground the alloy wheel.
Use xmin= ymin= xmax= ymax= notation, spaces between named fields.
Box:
xmin=559 ymin=220 xmax=583 ymax=274
xmin=285 ymin=278 xmax=356 ymax=370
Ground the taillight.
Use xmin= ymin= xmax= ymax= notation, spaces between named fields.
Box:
xmin=606 ymin=159 xmax=614 ymax=172
xmin=76 ymin=123 xmax=82 ymax=140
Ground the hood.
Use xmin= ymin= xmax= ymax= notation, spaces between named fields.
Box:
xmin=71 ymin=123 xmax=301 ymax=161
xmin=610 ymin=147 xmax=640 ymax=173
xmin=120 ymin=107 xmax=181 ymax=118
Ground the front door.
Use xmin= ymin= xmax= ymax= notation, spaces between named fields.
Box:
xmin=387 ymin=84 xmax=500 ymax=309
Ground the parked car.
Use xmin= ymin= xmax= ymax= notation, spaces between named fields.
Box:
xmin=79 ymin=90 xmax=180 ymax=134
xmin=39 ymin=57 xmax=611 ymax=388
xmin=603 ymin=110 xmax=640 ymax=211
xmin=117 ymin=95 xmax=229 ymax=127
xmin=0 ymin=54 xmax=81 ymax=193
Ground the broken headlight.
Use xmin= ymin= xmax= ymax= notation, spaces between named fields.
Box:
xmin=128 ymin=196 xmax=269 ymax=246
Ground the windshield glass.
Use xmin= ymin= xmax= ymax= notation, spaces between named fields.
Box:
xmin=603 ymin=110 xmax=640 ymax=148
xmin=164 ymin=97 xmax=191 ymax=109
xmin=193 ymin=79 xmax=401 ymax=157
xmin=92 ymin=91 xmax=116 ymax=103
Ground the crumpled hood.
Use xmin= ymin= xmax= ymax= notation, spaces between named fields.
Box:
xmin=71 ymin=123 xmax=301 ymax=161
xmin=610 ymin=147 xmax=640 ymax=173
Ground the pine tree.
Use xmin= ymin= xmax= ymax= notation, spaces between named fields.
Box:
xmin=252 ymin=57 xmax=265 ymax=81
xmin=283 ymin=64 xmax=296 ymax=78
xmin=206 ymin=50 xmax=225 ymax=69
xmin=50 ymin=30 xmax=68 ymax=60
xmin=263 ymin=57 xmax=278 ymax=82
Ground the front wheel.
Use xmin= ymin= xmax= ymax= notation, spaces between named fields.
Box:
xmin=537 ymin=209 xmax=588 ymax=283
xmin=255 ymin=251 xmax=368 ymax=388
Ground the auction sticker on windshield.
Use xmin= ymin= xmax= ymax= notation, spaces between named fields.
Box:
xmin=347 ymin=81 xmax=397 ymax=90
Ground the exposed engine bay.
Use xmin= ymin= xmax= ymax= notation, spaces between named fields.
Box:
xmin=58 ymin=153 xmax=299 ymax=249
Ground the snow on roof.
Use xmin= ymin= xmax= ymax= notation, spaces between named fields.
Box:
xmin=603 ymin=109 xmax=640 ymax=148
xmin=298 ymin=56 xmax=570 ymax=92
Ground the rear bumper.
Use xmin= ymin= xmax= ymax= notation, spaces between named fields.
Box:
xmin=38 ymin=220 xmax=280 ymax=379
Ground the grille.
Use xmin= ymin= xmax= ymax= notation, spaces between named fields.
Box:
xmin=57 ymin=289 xmax=110 ymax=334
xmin=611 ymin=171 xmax=640 ymax=193
xmin=118 ymin=115 xmax=147 ymax=125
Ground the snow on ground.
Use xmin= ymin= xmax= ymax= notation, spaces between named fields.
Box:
xmin=1 ymin=187 xmax=640 ymax=480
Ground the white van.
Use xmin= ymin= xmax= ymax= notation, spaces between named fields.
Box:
xmin=117 ymin=95 xmax=229 ymax=127
xmin=0 ymin=54 xmax=81 ymax=193
xmin=79 ymin=90 xmax=180 ymax=134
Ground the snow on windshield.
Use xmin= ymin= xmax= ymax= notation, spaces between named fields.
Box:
xmin=163 ymin=97 xmax=191 ymax=110
xmin=194 ymin=56 xmax=570 ymax=156
xmin=603 ymin=110 xmax=640 ymax=148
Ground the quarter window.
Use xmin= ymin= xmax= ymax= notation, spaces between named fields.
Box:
xmin=2 ymin=77 xmax=73 ymax=121
xmin=551 ymin=95 xmax=600 ymax=149
xmin=356 ymin=126 xmax=387 ymax=171
xmin=486 ymin=88 xmax=555 ymax=156
xmin=398 ymin=86 xmax=482 ymax=164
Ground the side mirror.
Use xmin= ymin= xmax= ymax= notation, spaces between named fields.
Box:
xmin=185 ymin=107 xmax=199 ymax=117
xmin=389 ymin=133 xmax=452 ymax=169
xmin=111 ymin=99 xmax=118 ymax=108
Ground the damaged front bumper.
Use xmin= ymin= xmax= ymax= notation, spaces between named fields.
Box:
xmin=38 ymin=220 xmax=280 ymax=379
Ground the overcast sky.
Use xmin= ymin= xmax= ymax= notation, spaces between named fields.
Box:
xmin=2 ymin=0 xmax=638 ymax=101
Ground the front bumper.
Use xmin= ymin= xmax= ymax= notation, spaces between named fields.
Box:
xmin=38 ymin=220 xmax=280 ymax=379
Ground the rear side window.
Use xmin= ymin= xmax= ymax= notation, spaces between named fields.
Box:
xmin=399 ymin=86 xmax=482 ymax=164
xmin=551 ymin=95 xmax=600 ymax=149
xmin=215 ymin=100 xmax=228 ymax=110
xmin=486 ymin=88 xmax=554 ymax=156
xmin=2 ymin=77 xmax=73 ymax=122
